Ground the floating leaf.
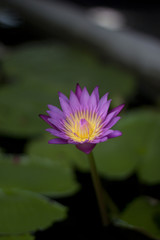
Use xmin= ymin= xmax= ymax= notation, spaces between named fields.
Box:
xmin=94 ymin=109 xmax=160 ymax=181
xmin=0 ymin=84 xmax=54 ymax=137
xmin=0 ymin=235 xmax=34 ymax=240
xmin=0 ymin=43 xmax=135 ymax=137
xmin=119 ymin=196 xmax=160 ymax=239
xmin=94 ymin=136 xmax=138 ymax=179
xmin=26 ymin=135 xmax=88 ymax=171
xmin=0 ymin=189 xmax=67 ymax=235
xmin=136 ymin=113 xmax=160 ymax=184
xmin=3 ymin=43 xmax=135 ymax=98
xmin=0 ymin=154 xmax=79 ymax=197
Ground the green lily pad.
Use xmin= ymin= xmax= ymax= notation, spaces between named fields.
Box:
xmin=119 ymin=196 xmax=160 ymax=239
xmin=0 ymin=43 xmax=135 ymax=137
xmin=3 ymin=43 xmax=135 ymax=98
xmin=0 ymin=154 xmax=79 ymax=197
xmin=26 ymin=134 xmax=88 ymax=171
xmin=94 ymin=109 xmax=160 ymax=181
xmin=0 ymin=189 xmax=67 ymax=235
xmin=0 ymin=235 xmax=34 ymax=240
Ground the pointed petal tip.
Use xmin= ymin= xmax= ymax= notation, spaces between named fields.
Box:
xmin=58 ymin=91 xmax=65 ymax=97
xmin=39 ymin=114 xmax=47 ymax=122
xmin=58 ymin=91 xmax=63 ymax=98
xmin=121 ymin=103 xmax=125 ymax=111
xmin=118 ymin=103 xmax=125 ymax=110
xmin=76 ymin=83 xmax=81 ymax=88
xmin=115 ymin=103 xmax=125 ymax=112
xmin=46 ymin=128 xmax=52 ymax=132
xmin=47 ymin=104 xmax=54 ymax=110
xmin=80 ymin=86 xmax=90 ymax=107
xmin=75 ymin=83 xmax=82 ymax=99
xmin=108 ymin=98 xmax=112 ymax=104
xmin=39 ymin=114 xmax=48 ymax=120
xmin=107 ymin=130 xmax=122 ymax=139
xmin=94 ymin=85 xmax=99 ymax=91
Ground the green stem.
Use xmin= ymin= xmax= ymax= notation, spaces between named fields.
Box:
xmin=88 ymin=152 xmax=109 ymax=226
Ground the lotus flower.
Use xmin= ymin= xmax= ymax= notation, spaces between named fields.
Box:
xmin=39 ymin=84 xmax=124 ymax=154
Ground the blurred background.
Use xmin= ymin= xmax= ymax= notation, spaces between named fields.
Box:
xmin=0 ymin=1 xmax=160 ymax=240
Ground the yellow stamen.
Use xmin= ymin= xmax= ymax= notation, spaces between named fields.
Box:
xmin=64 ymin=110 xmax=102 ymax=142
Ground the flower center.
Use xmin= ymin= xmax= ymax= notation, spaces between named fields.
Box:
xmin=63 ymin=110 xmax=102 ymax=143
xmin=78 ymin=118 xmax=93 ymax=139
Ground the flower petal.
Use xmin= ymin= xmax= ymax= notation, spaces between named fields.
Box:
xmin=39 ymin=114 xmax=56 ymax=128
xmin=58 ymin=92 xmax=69 ymax=103
xmin=98 ymin=92 xmax=109 ymax=110
xmin=48 ymin=138 xmax=68 ymax=144
xmin=80 ymin=87 xmax=90 ymax=108
xmin=98 ymin=99 xmax=112 ymax=119
xmin=69 ymin=90 xmax=81 ymax=111
xmin=46 ymin=128 xmax=68 ymax=139
xmin=46 ymin=110 xmax=64 ymax=121
xmin=102 ymin=111 xmax=116 ymax=127
xmin=109 ymin=104 xmax=125 ymax=115
xmin=76 ymin=143 xmax=96 ymax=154
xmin=59 ymin=96 xmax=72 ymax=116
xmin=92 ymin=136 xmax=108 ymax=143
xmin=75 ymin=83 xmax=82 ymax=100
xmin=105 ymin=116 xmax=121 ymax=129
xmin=100 ymin=129 xmax=114 ymax=137
xmin=93 ymin=86 xmax=99 ymax=103
xmin=48 ymin=118 xmax=63 ymax=130
xmin=88 ymin=88 xmax=98 ymax=108
xmin=47 ymin=105 xmax=65 ymax=119
xmin=107 ymin=130 xmax=122 ymax=139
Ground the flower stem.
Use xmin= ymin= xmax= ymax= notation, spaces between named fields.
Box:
xmin=88 ymin=152 xmax=109 ymax=226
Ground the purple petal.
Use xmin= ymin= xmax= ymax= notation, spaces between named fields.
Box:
xmin=109 ymin=104 xmax=125 ymax=115
xmin=98 ymin=92 xmax=109 ymax=110
xmin=69 ymin=90 xmax=81 ymax=111
xmin=88 ymin=88 xmax=98 ymax=108
xmin=59 ymin=97 xmax=72 ymax=116
xmin=67 ymin=139 xmax=79 ymax=144
xmin=80 ymin=87 xmax=90 ymax=107
xmin=102 ymin=111 xmax=116 ymax=127
xmin=93 ymin=86 xmax=99 ymax=103
xmin=105 ymin=116 xmax=121 ymax=129
xmin=58 ymin=92 xmax=69 ymax=103
xmin=76 ymin=143 xmax=96 ymax=154
xmin=48 ymin=138 xmax=68 ymax=144
xmin=48 ymin=118 xmax=63 ymax=130
xmin=92 ymin=136 xmax=108 ymax=143
xmin=100 ymin=129 xmax=114 ymax=137
xmin=46 ymin=128 xmax=68 ymax=139
xmin=107 ymin=130 xmax=122 ymax=139
xmin=39 ymin=114 xmax=56 ymax=128
xmin=46 ymin=110 xmax=64 ymax=121
xmin=98 ymin=99 xmax=112 ymax=119
xmin=75 ymin=83 xmax=82 ymax=100
xmin=47 ymin=105 xmax=65 ymax=119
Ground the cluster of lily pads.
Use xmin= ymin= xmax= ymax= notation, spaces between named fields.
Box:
xmin=0 ymin=43 xmax=160 ymax=239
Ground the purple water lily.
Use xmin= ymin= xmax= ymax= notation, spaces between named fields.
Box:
xmin=39 ymin=84 xmax=124 ymax=154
